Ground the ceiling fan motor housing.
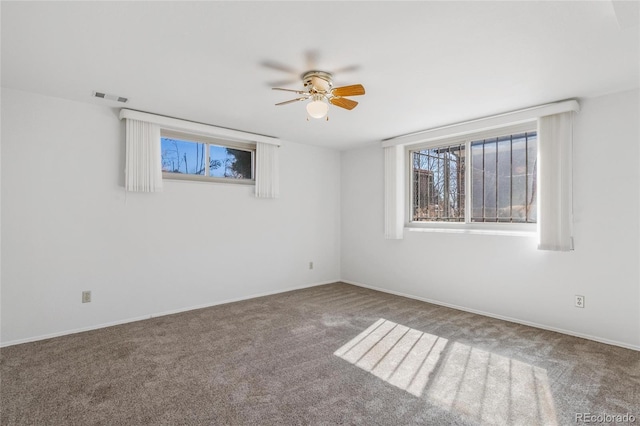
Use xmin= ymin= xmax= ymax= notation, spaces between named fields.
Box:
xmin=302 ymin=71 xmax=333 ymax=93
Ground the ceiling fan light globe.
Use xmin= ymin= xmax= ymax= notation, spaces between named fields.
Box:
xmin=306 ymin=100 xmax=328 ymax=119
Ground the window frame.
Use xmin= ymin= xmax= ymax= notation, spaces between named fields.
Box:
xmin=405 ymin=122 xmax=538 ymax=234
xmin=160 ymin=129 xmax=256 ymax=185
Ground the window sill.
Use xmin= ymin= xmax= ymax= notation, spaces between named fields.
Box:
xmin=405 ymin=224 xmax=537 ymax=237
xmin=162 ymin=172 xmax=254 ymax=186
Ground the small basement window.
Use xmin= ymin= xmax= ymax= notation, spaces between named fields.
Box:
xmin=160 ymin=130 xmax=255 ymax=184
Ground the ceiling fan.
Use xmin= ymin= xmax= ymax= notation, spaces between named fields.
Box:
xmin=273 ymin=71 xmax=365 ymax=120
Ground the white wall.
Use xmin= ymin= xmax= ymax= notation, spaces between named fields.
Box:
xmin=1 ymin=88 xmax=341 ymax=345
xmin=341 ymin=89 xmax=640 ymax=349
xmin=3 ymin=88 xmax=638 ymax=350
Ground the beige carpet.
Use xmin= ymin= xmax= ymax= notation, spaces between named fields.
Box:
xmin=1 ymin=282 xmax=638 ymax=425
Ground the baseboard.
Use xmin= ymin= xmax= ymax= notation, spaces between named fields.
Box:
xmin=6 ymin=279 xmax=637 ymax=351
xmin=341 ymin=279 xmax=640 ymax=352
xmin=0 ymin=280 xmax=339 ymax=348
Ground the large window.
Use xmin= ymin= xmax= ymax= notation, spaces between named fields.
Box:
xmin=160 ymin=130 xmax=254 ymax=183
xmin=409 ymin=127 xmax=537 ymax=226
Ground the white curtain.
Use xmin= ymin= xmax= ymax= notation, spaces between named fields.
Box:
xmin=384 ymin=145 xmax=404 ymax=239
xmin=125 ymin=119 xmax=162 ymax=192
xmin=255 ymin=142 xmax=279 ymax=198
xmin=538 ymin=112 xmax=574 ymax=251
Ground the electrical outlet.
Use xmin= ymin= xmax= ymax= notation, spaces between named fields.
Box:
xmin=575 ymin=295 xmax=584 ymax=308
xmin=82 ymin=291 xmax=91 ymax=303
xmin=309 ymin=261 xmax=314 ymax=270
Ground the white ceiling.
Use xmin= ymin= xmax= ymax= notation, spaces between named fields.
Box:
xmin=2 ymin=1 xmax=638 ymax=150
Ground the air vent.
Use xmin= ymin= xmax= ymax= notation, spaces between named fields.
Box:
xmin=92 ymin=91 xmax=128 ymax=103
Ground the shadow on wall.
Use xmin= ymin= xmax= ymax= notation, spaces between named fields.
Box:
xmin=334 ymin=318 xmax=557 ymax=425
xmin=114 ymin=107 xmax=126 ymax=188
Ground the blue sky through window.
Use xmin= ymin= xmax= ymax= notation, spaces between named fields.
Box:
xmin=161 ymin=137 xmax=252 ymax=179
xmin=161 ymin=138 xmax=205 ymax=175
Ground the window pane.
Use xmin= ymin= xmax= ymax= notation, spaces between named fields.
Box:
xmin=471 ymin=142 xmax=484 ymax=221
xmin=209 ymin=145 xmax=252 ymax=179
xmin=511 ymin=135 xmax=527 ymax=222
xmin=471 ymin=131 xmax=537 ymax=223
xmin=526 ymin=133 xmax=538 ymax=222
xmin=161 ymin=138 xmax=206 ymax=175
xmin=412 ymin=144 xmax=465 ymax=222
xmin=483 ymin=139 xmax=497 ymax=221
xmin=497 ymin=137 xmax=512 ymax=220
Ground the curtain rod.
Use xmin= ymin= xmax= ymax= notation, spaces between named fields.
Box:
xmin=381 ymin=99 xmax=580 ymax=148
xmin=119 ymin=108 xmax=281 ymax=146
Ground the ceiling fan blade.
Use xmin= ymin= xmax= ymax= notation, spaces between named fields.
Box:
xmin=330 ymin=97 xmax=358 ymax=110
xmin=304 ymin=49 xmax=320 ymax=69
xmin=267 ymin=78 xmax=300 ymax=87
xmin=261 ymin=60 xmax=298 ymax=74
xmin=331 ymin=84 xmax=365 ymax=97
xmin=276 ymin=97 xmax=308 ymax=106
xmin=331 ymin=64 xmax=360 ymax=74
xmin=272 ymin=87 xmax=307 ymax=94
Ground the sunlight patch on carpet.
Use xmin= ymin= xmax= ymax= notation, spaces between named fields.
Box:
xmin=334 ymin=319 xmax=558 ymax=425
xmin=334 ymin=318 xmax=447 ymax=397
